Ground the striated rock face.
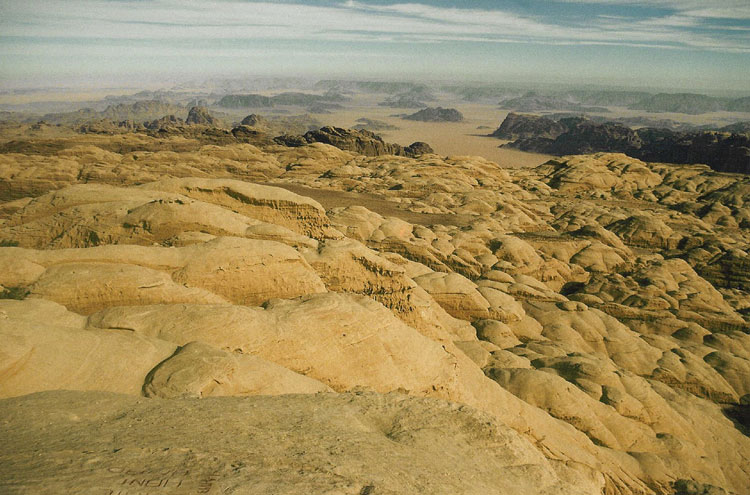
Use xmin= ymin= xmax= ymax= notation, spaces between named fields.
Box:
xmin=1 ymin=131 xmax=750 ymax=495
xmin=274 ymin=126 xmax=433 ymax=157
xmin=0 ymin=238 xmax=326 ymax=313
xmin=403 ymin=106 xmax=464 ymax=122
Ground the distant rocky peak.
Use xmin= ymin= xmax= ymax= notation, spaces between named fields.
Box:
xmin=186 ymin=106 xmax=219 ymax=126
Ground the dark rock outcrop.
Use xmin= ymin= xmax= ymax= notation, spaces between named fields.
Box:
xmin=403 ymin=141 xmax=433 ymax=156
xmin=546 ymin=121 xmax=642 ymax=155
xmin=230 ymin=125 xmax=274 ymax=146
xmin=237 ymin=114 xmax=321 ymax=137
xmin=636 ymin=129 xmax=750 ymax=173
xmin=77 ymin=120 xmax=144 ymax=134
xmin=505 ymin=117 xmax=641 ymax=155
xmin=403 ymin=107 xmax=463 ymax=122
xmin=185 ymin=106 xmax=220 ymax=126
xmin=497 ymin=113 xmax=750 ymax=174
xmin=145 ymin=114 xmax=184 ymax=130
xmin=490 ymin=113 xmax=566 ymax=140
xmin=240 ymin=114 xmax=269 ymax=127
xmin=273 ymin=126 xmax=433 ymax=158
xmin=718 ymin=121 xmax=750 ymax=134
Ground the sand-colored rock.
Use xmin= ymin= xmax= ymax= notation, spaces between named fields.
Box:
xmin=140 ymin=177 xmax=333 ymax=239
xmin=0 ymin=237 xmax=327 ymax=313
xmin=2 ymin=132 xmax=750 ymax=495
xmin=0 ymin=390 xmax=598 ymax=495
xmin=0 ymin=183 xmax=319 ymax=250
xmin=0 ymin=298 xmax=176 ymax=397
xmin=143 ymin=341 xmax=332 ymax=398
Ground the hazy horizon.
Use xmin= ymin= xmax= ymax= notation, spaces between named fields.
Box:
xmin=1 ymin=0 xmax=749 ymax=93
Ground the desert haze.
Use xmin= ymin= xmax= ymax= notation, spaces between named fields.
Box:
xmin=1 ymin=1 xmax=750 ymax=495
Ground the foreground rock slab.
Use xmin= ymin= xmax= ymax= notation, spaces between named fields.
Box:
xmin=0 ymin=390 xmax=595 ymax=495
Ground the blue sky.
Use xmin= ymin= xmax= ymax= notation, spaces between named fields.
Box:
xmin=1 ymin=0 xmax=749 ymax=91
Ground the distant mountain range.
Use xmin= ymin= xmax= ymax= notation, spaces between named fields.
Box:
xmin=39 ymin=100 xmax=187 ymax=125
xmin=499 ymin=92 xmax=610 ymax=113
xmin=216 ymin=91 xmax=347 ymax=108
xmin=497 ymin=91 xmax=750 ymax=115
xmin=628 ymin=93 xmax=750 ymax=114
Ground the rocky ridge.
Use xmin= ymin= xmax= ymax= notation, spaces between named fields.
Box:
xmin=494 ymin=113 xmax=750 ymax=174
xmin=403 ymin=107 xmax=464 ymax=122
xmin=274 ymin=126 xmax=433 ymax=158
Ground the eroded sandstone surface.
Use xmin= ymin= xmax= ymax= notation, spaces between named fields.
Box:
xmin=1 ymin=130 xmax=749 ymax=495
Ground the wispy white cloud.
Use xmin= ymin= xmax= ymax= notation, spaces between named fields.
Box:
xmin=553 ymin=0 xmax=750 ymax=19
xmin=0 ymin=0 xmax=748 ymax=53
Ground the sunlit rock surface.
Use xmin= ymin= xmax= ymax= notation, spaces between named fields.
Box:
xmin=1 ymin=132 xmax=749 ymax=495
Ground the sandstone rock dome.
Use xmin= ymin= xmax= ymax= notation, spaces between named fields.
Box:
xmin=0 ymin=128 xmax=749 ymax=495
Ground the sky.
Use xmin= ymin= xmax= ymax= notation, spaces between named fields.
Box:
xmin=1 ymin=0 xmax=749 ymax=92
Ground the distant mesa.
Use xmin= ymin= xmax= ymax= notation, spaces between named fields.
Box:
xmin=235 ymin=113 xmax=321 ymax=137
xmin=378 ymin=95 xmax=428 ymax=109
xmin=216 ymin=92 xmax=347 ymax=109
xmin=41 ymin=100 xmax=186 ymax=126
xmin=352 ymin=118 xmax=399 ymax=131
xmin=316 ymin=79 xmax=429 ymax=95
xmin=274 ymin=126 xmax=433 ymax=158
xmin=403 ymin=107 xmax=464 ymax=122
xmin=493 ymin=113 xmax=750 ymax=174
xmin=629 ymin=92 xmax=750 ymax=115
xmin=499 ymin=92 xmax=609 ymax=113
xmin=217 ymin=94 xmax=274 ymax=108
xmin=271 ymin=92 xmax=340 ymax=106
xmin=101 ymin=100 xmax=185 ymax=121
xmin=539 ymin=112 xmax=716 ymax=133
